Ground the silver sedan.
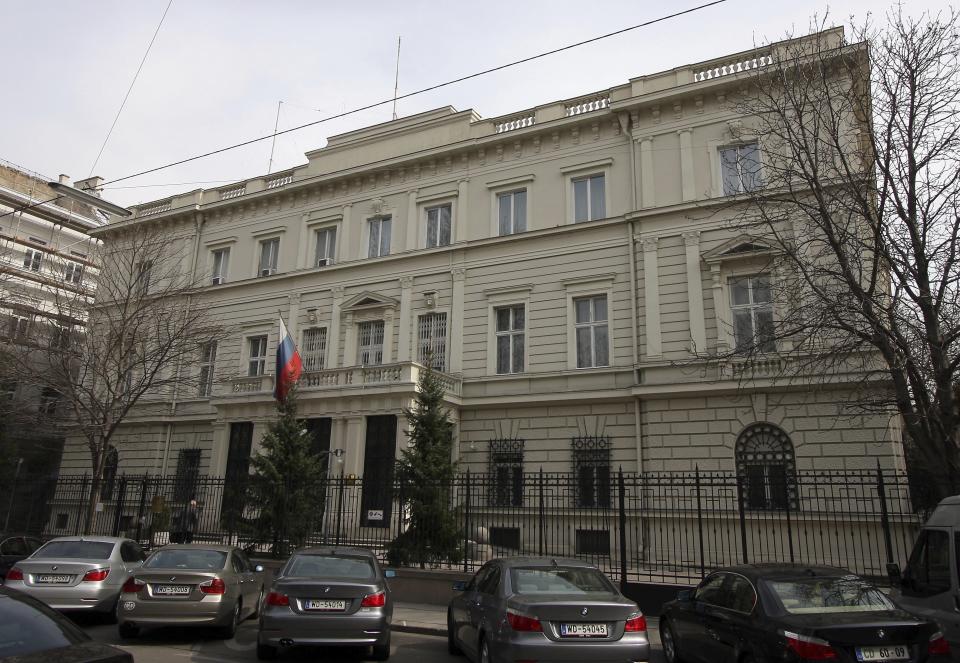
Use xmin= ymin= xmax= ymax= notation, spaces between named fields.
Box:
xmin=448 ymin=557 xmax=649 ymax=663
xmin=257 ymin=547 xmax=394 ymax=661
xmin=4 ymin=536 xmax=146 ymax=618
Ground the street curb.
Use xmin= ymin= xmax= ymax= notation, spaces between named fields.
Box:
xmin=392 ymin=623 xmax=447 ymax=637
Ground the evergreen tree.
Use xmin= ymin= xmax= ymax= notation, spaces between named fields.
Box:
xmin=388 ymin=362 xmax=462 ymax=566
xmin=249 ymin=388 xmax=327 ymax=556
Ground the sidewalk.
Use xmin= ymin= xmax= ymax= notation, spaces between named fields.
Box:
xmin=392 ymin=602 xmax=660 ymax=645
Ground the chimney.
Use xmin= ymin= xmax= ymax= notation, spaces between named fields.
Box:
xmin=58 ymin=174 xmax=71 ymax=186
xmin=75 ymin=176 xmax=104 ymax=198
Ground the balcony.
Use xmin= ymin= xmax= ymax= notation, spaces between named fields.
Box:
xmin=219 ymin=361 xmax=462 ymax=400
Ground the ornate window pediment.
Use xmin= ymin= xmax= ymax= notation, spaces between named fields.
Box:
xmin=702 ymin=235 xmax=775 ymax=264
xmin=341 ymin=291 xmax=399 ymax=312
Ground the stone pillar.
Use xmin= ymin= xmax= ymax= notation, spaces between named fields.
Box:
xmin=382 ymin=309 xmax=395 ymax=364
xmin=329 ymin=286 xmax=345 ymax=368
xmin=639 ymin=136 xmax=655 ymax=208
xmin=406 ymin=191 xmax=418 ymax=251
xmin=683 ymin=232 xmax=706 ymax=354
xmin=456 ymin=179 xmax=469 ymax=242
xmin=209 ymin=424 xmax=230 ymax=478
xmin=341 ymin=203 xmax=353 ymax=260
xmin=297 ymin=213 xmax=310 ymax=268
xmin=641 ymin=237 xmax=662 ymax=359
xmin=710 ymin=264 xmax=730 ymax=354
xmin=398 ymin=276 xmax=414 ymax=362
xmin=450 ymin=268 xmax=466 ymax=372
xmin=287 ymin=292 xmax=301 ymax=340
xmin=342 ymin=311 xmax=356 ymax=367
xmin=678 ymin=129 xmax=696 ymax=202
xmin=344 ymin=416 xmax=366 ymax=477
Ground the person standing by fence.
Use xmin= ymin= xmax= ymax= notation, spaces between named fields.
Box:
xmin=171 ymin=499 xmax=199 ymax=544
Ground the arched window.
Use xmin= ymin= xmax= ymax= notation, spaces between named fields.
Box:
xmin=735 ymin=423 xmax=796 ymax=511
xmin=100 ymin=447 xmax=119 ymax=501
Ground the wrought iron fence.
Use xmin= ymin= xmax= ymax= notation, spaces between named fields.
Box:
xmin=4 ymin=468 xmax=923 ymax=585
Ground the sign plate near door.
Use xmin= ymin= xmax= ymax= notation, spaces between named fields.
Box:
xmin=366 ymin=510 xmax=384 ymax=521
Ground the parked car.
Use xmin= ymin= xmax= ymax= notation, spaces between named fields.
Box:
xmin=0 ymin=585 xmax=132 ymax=663
xmin=4 ymin=536 xmax=146 ymax=618
xmin=257 ymin=546 xmax=394 ymax=661
xmin=660 ymin=564 xmax=952 ymax=663
xmin=0 ymin=533 xmax=43 ymax=583
xmin=889 ymin=494 xmax=960 ymax=653
xmin=447 ymin=556 xmax=649 ymax=663
xmin=116 ymin=544 xmax=264 ymax=639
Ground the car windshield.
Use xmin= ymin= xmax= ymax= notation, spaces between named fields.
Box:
xmin=143 ymin=549 xmax=227 ymax=570
xmin=510 ymin=567 xmax=614 ymax=594
xmin=32 ymin=540 xmax=114 ymax=560
xmin=0 ymin=593 xmax=87 ymax=656
xmin=286 ymin=555 xmax=375 ymax=579
xmin=764 ymin=576 xmax=895 ymax=614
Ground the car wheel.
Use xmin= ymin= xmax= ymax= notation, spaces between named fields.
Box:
xmin=118 ymin=622 xmax=140 ymax=639
xmin=256 ymin=641 xmax=278 ymax=660
xmin=480 ymin=636 xmax=492 ymax=663
xmin=251 ymin=587 xmax=264 ymax=619
xmin=102 ymin=595 xmax=120 ymax=625
xmin=661 ymin=619 xmax=684 ymax=663
xmin=218 ymin=601 xmax=241 ymax=639
xmin=447 ymin=611 xmax=462 ymax=656
xmin=370 ymin=631 xmax=390 ymax=661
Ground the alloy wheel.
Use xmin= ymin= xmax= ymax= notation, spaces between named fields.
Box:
xmin=662 ymin=621 xmax=678 ymax=663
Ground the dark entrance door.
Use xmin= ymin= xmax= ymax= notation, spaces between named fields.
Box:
xmin=304 ymin=418 xmax=332 ymax=472
xmin=222 ymin=422 xmax=253 ymax=528
xmin=360 ymin=415 xmax=397 ymax=527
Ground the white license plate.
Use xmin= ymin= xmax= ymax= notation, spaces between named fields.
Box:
xmin=153 ymin=584 xmax=191 ymax=595
xmin=304 ymin=599 xmax=347 ymax=611
xmin=35 ymin=574 xmax=72 ymax=584
xmin=856 ymin=645 xmax=910 ymax=662
xmin=560 ymin=622 xmax=608 ymax=637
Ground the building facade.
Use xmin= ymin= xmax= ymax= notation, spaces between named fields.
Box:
xmin=61 ymin=29 xmax=903 ymax=516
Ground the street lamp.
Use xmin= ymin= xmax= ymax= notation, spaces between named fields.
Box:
xmin=47 ymin=180 xmax=132 ymax=217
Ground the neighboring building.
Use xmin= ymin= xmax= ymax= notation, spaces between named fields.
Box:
xmin=60 ymin=28 xmax=902 ymax=512
xmin=0 ymin=159 xmax=105 ymax=476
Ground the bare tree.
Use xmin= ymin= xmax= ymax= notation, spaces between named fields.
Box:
xmin=9 ymin=223 xmax=224 ymax=532
xmin=718 ymin=10 xmax=960 ymax=501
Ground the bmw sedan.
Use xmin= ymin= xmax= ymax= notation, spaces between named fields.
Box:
xmin=117 ymin=544 xmax=264 ymax=639
xmin=448 ymin=557 xmax=649 ymax=663
xmin=660 ymin=564 xmax=952 ymax=663
xmin=4 ymin=536 xmax=145 ymax=618
xmin=258 ymin=547 xmax=394 ymax=661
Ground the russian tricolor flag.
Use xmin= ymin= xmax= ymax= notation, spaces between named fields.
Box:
xmin=274 ymin=317 xmax=303 ymax=402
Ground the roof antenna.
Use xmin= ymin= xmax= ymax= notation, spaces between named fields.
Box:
xmin=391 ymin=36 xmax=402 ymax=120
xmin=268 ymin=101 xmax=282 ymax=174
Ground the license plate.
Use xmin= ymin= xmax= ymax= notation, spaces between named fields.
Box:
xmin=35 ymin=574 xmax=72 ymax=584
xmin=856 ymin=645 xmax=910 ymax=662
xmin=304 ymin=599 xmax=347 ymax=611
xmin=153 ymin=584 xmax=191 ymax=595
xmin=560 ymin=623 xmax=608 ymax=637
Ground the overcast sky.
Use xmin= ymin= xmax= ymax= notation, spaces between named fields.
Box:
xmin=3 ymin=0 xmax=954 ymax=208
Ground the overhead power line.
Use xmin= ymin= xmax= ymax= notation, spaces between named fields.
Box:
xmin=1 ymin=0 xmax=727 ymax=221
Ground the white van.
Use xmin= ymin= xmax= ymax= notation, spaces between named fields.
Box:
xmin=890 ymin=495 xmax=960 ymax=651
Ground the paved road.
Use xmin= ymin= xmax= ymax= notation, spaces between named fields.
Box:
xmin=78 ymin=616 xmax=665 ymax=663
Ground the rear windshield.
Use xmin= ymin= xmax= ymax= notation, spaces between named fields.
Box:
xmin=510 ymin=567 xmax=614 ymax=594
xmin=0 ymin=593 xmax=88 ymax=656
xmin=32 ymin=540 xmax=114 ymax=560
xmin=143 ymin=549 xmax=227 ymax=570
xmin=764 ymin=576 xmax=895 ymax=614
xmin=286 ymin=555 xmax=375 ymax=579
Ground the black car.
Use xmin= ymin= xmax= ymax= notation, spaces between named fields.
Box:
xmin=0 ymin=585 xmax=132 ymax=662
xmin=0 ymin=534 xmax=43 ymax=583
xmin=660 ymin=564 xmax=952 ymax=663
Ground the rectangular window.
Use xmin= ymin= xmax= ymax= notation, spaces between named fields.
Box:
xmin=490 ymin=527 xmax=521 ymax=551
xmin=247 ymin=335 xmax=267 ymax=376
xmin=198 ymin=341 xmax=217 ymax=397
xmin=368 ymin=217 xmax=392 ymax=258
xmin=495 ymin=305 xmax=525 ymax=374
xmin=52 ymin=325 xmax=73 ymax=350
xmin=721 ymin=142 xmax=762 ymax=195
xmin=23 ymin=249 xmax=43 ymax=271
xmin=64 ymin=261 xmax=84 ymax=285
xmin=302 ymin=327 xmax=327 ymax=372
xmin=174 ymin=449 xmax=202 ymax=502
xmin=8 ymin=315 xmax=30 ymax=340
xmin=135 ymin=261 xmax=152 ymax=296
xmin=358 ymin=321 xmax=385 ymax=365
xmin=314 ymin=227 xmax=337 ymax=267
xmin=258 ymin=239 xmax=279 ymax=276
xmin=497 ymin=190 xmax=527 ymax=236
xmin=730 ymin=275 xmax=775 ymax=353
xmin=211 ymin=248 xmax=230 ymax=285
xmin=575 ymin=529 xmax=611 ymax=555
xmin=425 ymin=204 xmax=452 ymax=248
xmin=489 ymin=446 xmax=524 ymax=507
xmin=39 ymin=387 xmax=60 ymax=417
xmin=573 ymin=445 xmax=611 ymax=508
xmin=574 ymin=295 xmax=609 ymax=368
xmin=572 ymin=174 xmax=606 ymax=223
xmin=417 ymin=312 xmax=447 ymax=371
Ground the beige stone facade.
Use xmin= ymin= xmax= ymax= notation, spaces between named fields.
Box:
xmin=60 ymin=28 xmax=903 ymax=488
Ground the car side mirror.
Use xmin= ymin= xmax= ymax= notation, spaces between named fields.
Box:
xmin=255 ymin=565 xmax=264 ymax=573
xmin=452 ymin=580 xmax=467 ymax=591
xmin=887 ymin=563 xmax=902 ymax=587
xmin=384 ymin=569 xmax=397 ymax=579
xmin=677 ymin=589 xmax=694 ymax=602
